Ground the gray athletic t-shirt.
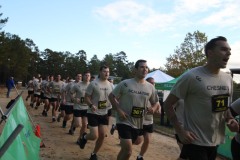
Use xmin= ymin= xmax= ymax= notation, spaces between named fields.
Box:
xmin=41 ymin=80 xmax=51 ymax=98
xmin=33 ymin=80 xmax=41 ymax=95
xmin=70 ymin=81 xmax=90 ymax=110
xmin=49 ymin=81 xmax=64 ymax=98
xmin=62 ymin=82 xmax=74 ymax=105
xmin=171 ymin=66 xmax=233 ymax=146
xmin=85 ymin=79 xmax=113 ymax=115
xmin=143 ymin=89 xmax=159 ymax=125
xmin=112 ymin=78 xmax=158 ymax=129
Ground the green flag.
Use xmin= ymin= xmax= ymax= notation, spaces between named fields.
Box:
xmin=0 ymin=97 xmax=41 ymax=160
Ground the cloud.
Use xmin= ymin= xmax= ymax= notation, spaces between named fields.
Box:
xmin=173 ymin=0 xmax=240 ymax=30
xmin=93 ymin=0 xmax=175 ymax=33
xmin=200 ymin=3 xmax=240 ymax=28
xmin=174 ymin=0 xmax=221 ymax=13
xmin=93 ymin=0 xmax=240 ymax=34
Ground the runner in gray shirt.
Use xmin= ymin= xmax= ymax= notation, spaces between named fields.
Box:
xmin=164 ymin=36 xmax=238 ymax=160
xmin=137 ymin=77 xmax=160 ymax=160
xmin=109 ymin=59 xmax=159 ymax=160
xmin=79 ymin=65 xmax=113 ymax=160
xmin=70 ymin=71 xmax=90 ymax=142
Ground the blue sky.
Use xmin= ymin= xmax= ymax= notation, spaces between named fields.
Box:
xmin=1 ymin=0 xmax=240 ymax=72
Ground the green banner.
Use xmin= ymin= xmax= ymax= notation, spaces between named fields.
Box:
xmin=0 ymin=97 xmax=40 ymax=160
xmin=217 ymin=125 xmax=235 ymax=159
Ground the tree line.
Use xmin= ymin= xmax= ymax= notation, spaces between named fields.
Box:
xmin=0 ymin=6 xmax=209 ymax=85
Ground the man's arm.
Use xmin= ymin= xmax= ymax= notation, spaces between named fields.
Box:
xmin=163 ymin=94 xmax=182 ymax=133
xmin=85 ymin=93 xmax=97 ymax=112
xmin=226 ymin=108 xmax=239 ymax=132
xmin=109 ymin=93 xmax=127 ymax=120
xmin=147 ymin=102 xmax=160 ymax=114
xmin=227 ymin=99 xmax=240 ymax=132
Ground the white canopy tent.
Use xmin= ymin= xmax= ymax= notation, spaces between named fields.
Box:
xmin=145 ymin=70 xmax=174 ymax=101
xmin=145 ymin=70 xmax=174 ymax=83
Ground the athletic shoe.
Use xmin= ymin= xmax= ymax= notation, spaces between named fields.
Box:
xmin=68 ymin=127 xmax=75 ymax=135
xmin=42 ymin=111 xmax=47 ymax=117
xmin=68 ymin=129 xmax=74 ymax=135
xmin=89 ymin=153 xmax=97 ymax=160
xmin=76 ymin=139 xmax=80 ymax=145
xmin=52 ymin=117 xmax=56 ymax=122
xmin=110 ymin=124 xmax=115 ymax=135
xmin=79 ymin=132 xmax=87 ymax=149
xmin=62 ymin=121 xmax=67 ymax=128
xmin=57 ymin=115 xmax=61 ymax=122
xmin=136 ymin=157 xmax=144 ymax=160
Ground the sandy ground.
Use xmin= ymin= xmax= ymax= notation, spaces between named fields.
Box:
xmin=0 ymin=87 xmax=227 ymax=160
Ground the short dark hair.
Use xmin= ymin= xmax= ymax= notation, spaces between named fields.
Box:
xmin=204 ymin=36 xmax=227 ymax=57
xmin=99 ymin=65 xmax=109 ymax=71
xmin=146 ymin=77 xmax=154 ymax=82
xmin=83 ymin=70 xmax=91 ymax=75
xmin=134 ymin=59 xmax=147 ymax=69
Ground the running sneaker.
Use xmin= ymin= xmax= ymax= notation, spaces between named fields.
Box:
xmin=42 ymin=110 xmax=45 ymax=116
xmin=57 ymin=115 xmax=61 ymax=122
xmin=76 ymin=139 xmax=80 ymax=145
xmin=136 ymin=157 xmax=144 ymax=160
xmin=62 ymin=121 xmax=67 ymax=128
xmin=89 ymin=153 xmax=97 ymax=160
xmin=110 ymin=124 xmax=115 ymax=135
xmin=79 ymin=132 xmax=87 ymax=149
xmin=52 ymin=117 xmax=56 ymax=122
xmin=68 ymin=127 xmax=75 ymax=135
xmin=68 ymin=129 xmax=74 ymax=135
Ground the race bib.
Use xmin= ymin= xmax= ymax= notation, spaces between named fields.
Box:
xmin=54 ymin=87 xmax=60 ymax=93
xmin=212 ymin=94 xmax=229 ymax=112
xmin=98 ymin=100 xmax=107 ymax=109
xmin=131 ymin=106 xmax=144 ymax=118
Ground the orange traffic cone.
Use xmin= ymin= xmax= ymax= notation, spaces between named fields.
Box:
xmin=35 ymin=124 xmax=45 ymax=148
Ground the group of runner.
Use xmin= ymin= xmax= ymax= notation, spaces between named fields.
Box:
xmin=24 ymin=61 xmax=163 ymax=160
xmin=23 ymin=36 xmax=240 ymax=160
